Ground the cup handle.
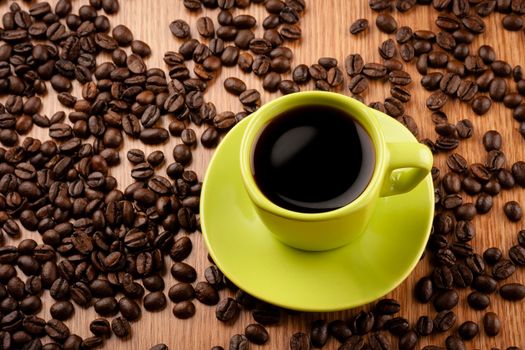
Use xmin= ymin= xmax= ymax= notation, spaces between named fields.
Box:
xmin=380 ymin=142 xmax=433 ymax=197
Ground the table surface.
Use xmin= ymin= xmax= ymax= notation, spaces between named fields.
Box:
xmin=2 ymin=0 xmax=525 ymax=349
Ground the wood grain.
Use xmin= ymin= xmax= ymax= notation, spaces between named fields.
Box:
xmin=2 ymin=0 xmax=525 ymax=349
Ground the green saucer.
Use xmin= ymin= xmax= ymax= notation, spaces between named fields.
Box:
xmin=201 ymin=111 xmax=434 ymax=312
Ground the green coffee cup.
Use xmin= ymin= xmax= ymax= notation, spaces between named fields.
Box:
xmin=240 ymin=91 xmax=433 ymax=251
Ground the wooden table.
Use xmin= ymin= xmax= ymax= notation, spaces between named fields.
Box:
xmin=3 ymin=0 xmax=525 ymax=349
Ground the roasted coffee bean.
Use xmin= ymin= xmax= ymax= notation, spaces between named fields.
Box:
xmin=195 ymin=282 xmax=219 ymax=305
xmin=384 ymin=97 xmax=404 ymax=117
xmin=46 ymin=319 xmax=70 ymax=342
xmin=172 ymin=300 xmax=196 ymax=319
xmin=493 ymin=259 xmax=516 ymax=280
xmin=150 ymin=344 xmax=169 ymax=350
xmin=328 ymin=320 xmax=352 ymax=342
xmin=376 ymin=13 xmax=397 ymax=33
xmin=168 ymin=283 xmax=195 ymax=303
xmin=216 ymin=297 xmax=240 ymax=322
xmin=362 ymin=63 xmax=387 ymax=79
xmin=500 ymin=283 xmax=525 ymax=301
xmin=433 ymin=290 xmax=459 ymax=311
xmin=119 ymin=297 xmax=141 ymax=321
xmin=224 ymin=77 xmax=246 ymax=95
xmin=434 ymin=310 xmax=456 ymax=332
xmin=111 ymin=317 xmax=130 ymax=338
xmin=290 ymin=332 xmax=309 ymax=350
xmin=94 ymin=297 xmax=119 ymax=317
xmin=229 ymin=334 xmax=249 ymax=350
xmin=143 ymin=291 xmax=167 ymax=312
xmin=427 ymin=91 xmax=448 ymax=110
xmin=345 ymin=54 xmax=364 ymax=77
xmin=386 ymin=317 xmax=410 ymax=336
xmin=399 ymin=330 xmax=418 ymax=350
xmin=488 ymin=78 xmax=507 ymax=102
xmin=421 ymin=73 xmax=443 ymax=91
xmin=244 ymin=324 xmax=269 ymax=345
xmin=483 ymin=312 xmax=500 ymax=336
xmin=467 ymin=291 xmax=490 ymax=310
xmin=415 ymin=277 xmax=433 ymax=303
xmin=252 ymin=306 xmax=280 ymax=325
xmin=350 ymin=18 xmax=368 ymax=34
xmin=375 ymin=299 xmax=400 ymax=315
xmin=457 ymin=321 xmax=479 ymax=341
xmin=348 ymin=75 xmax=368 ymax=94
xmin=379 ymin=39 xmax=397 ymax=59
xmin=389 ymin=70 xmax=412 ymax=85
xmin=90 ymin=318 xmax=111 ymax=338
xmin=434 ymin=265 xmax=454 ymax=290
xmin=472 ymin=95 xmax=492 ymax=115
xmin=351 ymin=311 xmax=374 ymax=336
xmin=445 ymin=335 xmax=466 ymax=350
xmin=415 ymin=316 xmax=433 ymax=336
xmin=504 ymin=201 xmax=522 ymax=221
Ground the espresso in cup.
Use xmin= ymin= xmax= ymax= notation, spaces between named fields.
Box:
xmin=251 ymin=104 xmax=375 ymax=213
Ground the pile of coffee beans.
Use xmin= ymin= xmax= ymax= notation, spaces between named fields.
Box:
xmin=0 ymin=0 xmax=524 ymax=349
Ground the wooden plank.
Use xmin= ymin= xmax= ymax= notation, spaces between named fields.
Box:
xmin=1 ymin=0 xmax=524 ymax=349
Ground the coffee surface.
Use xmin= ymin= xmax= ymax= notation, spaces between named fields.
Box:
xmin=252 ymin=105 xmax=375 ymax=213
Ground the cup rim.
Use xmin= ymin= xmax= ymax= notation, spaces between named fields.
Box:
xmin=240 ymin=91 xmax=386 ymax=221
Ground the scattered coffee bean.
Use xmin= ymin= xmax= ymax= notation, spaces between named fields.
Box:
xmin=483 ymin=312 xmax=501 ymax=336
xmin=350 ymin=18 xmax=368 ymax=34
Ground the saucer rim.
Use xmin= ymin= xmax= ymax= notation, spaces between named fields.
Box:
xmin=201 ymin=114 xmax=434 ymax=312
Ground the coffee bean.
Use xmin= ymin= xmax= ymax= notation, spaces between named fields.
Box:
xmin=50 ymin=301 xmax=74 ymax=320
xmin=504 ymin=201 xmax=522 ymax=221
xmin=45 ymin=319 xmax=70 ymax=342
xmin=467 ymin=291 xmax=490 ymax=310
xmin=399 ymin=330 xmax=418 ymax=350
xmin=363 ymin=63 xmax=387 ymax=79
xmin=379 ymin=39 xmax=397 ymax=60
xmin=385 ymin=317 xmax=409 ymax=336
xmin=93 ymin=297 xmax=118 ymax=317
xmin=493 ymin=259 xmax=516 ymax=280
xmin=384 ymin=97 xmax=405 ymax=117
xmin=389 ymin=70 xmax=412 ymax=85
xmin=376 ymin=13 xmax=397 ymax=33
xmin=488 ymin=77 xmax=507 ymax=101
xmin=140 ymin=128 xmax=169 ymax=144
xmin=471 ymin=95 xmax=492 ymax=115
xmin=497 ymin=283 xmax=525 ymax=303
xmin=252 ymin=305 xmax=280 ymax=325
xmin=483 ymin=312 xmax=500 ymax=336
xmin=119 ymin=297 xmax=141 ymax=321
xmin=143 ymin=291 xmax=167 ymax=312
xmin=224 ymin=77 xmax=246 ymax=95
xmin=434 ymin=310 xmax=456 ymax=332
xmin=195 ymin=281 xmax=219 ymax=305
xmin=112 ymin=24 xmax=133 ymax=46
xmin=348 ymin=75 xmax=368 ymax=94
xmin=111 ymin=317 xmax=130 ymax=338
xmin=150 ymin=344 xmax=169 ymax=350
xmin=321 ymin=322 xmax=349 ymax=344
xmin=457 ymin=321 xmax=479 ymax=341
xmin=426 ymin=91 xmax=448 ymax=110
xmin=89 ymin=318 xmax=111 ymax=338
xmin=433 ymin=290 xmax=459 ymax=311
xmin=415 ymin=316 xmax=433 ymax=336
xmin=414 ymin=276 xmax=433 ymax=303
xmin=229 ymin=334 xmax=249 ymax=350
xmin=445 ymin=335 xmax=466 ymax=350
xmin=215 ymin=297 xmax=240 ymax=322
xmin=345 ymin=54 xmax=364 ymax=77
xmin=434 ymin=265 xmax=455 ymax=289
xmin=350 ymin=18 xmax=368 ymax=34
xmin=172 ymin=301 xmax=195 ymax=319
xmin=290 ymin=332 xmax=309 ymax=350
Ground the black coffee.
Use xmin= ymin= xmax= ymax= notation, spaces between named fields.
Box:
xmin=252 ymin=105 xmax=375 ymax=213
